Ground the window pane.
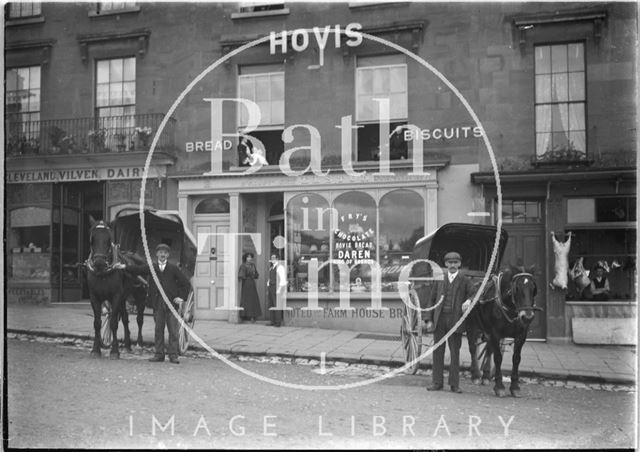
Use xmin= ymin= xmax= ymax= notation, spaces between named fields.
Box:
xmin=30 ymin=67 xmax=41 ymax=89
xmin=97 ymin=61 xmax=110 ymax=83
xmin=358 ymin=96 xmax=374 ymax=121
xmin=257 ymin=101 xmax=271 ymax=124
xmin=535 ymin=74 xmax=551 ymax=103
xmin=536 ymin=132 xmax=551 ymax=156
xmin=333 ymin=191 xmax=377 ymax=293
xmin=551 ymin=103 xmax=568 ymax=132
xmin=552 ymin=73 xmax=568 ymax=102
xmin=6 ymin=69 xmax=18 ymax=91
xmin=123 ymin=81 xmax=135 ymax=104
xmin=123 ymin=57 xmax=136 ymax=81
xmin=96 ymin=84 xmax=109 ymax=106
xmin=270 ymin=73 xmax=284 ymax=101
xmin=287 ymin=194 xmax=331 ymax=293
xmin=389 ymin=66 xmax=406 ymax=93
xmin=513 ymin=201 xmax=526 ymax=223
xmin=372 ymin=68 xmax=390 ymax=94
xmin=551 ymin=45 xmax=567 ymax=72
xmin=238 ymin=77 xmax=253 ymax=101
xmin=389 ymin=93 xmax=407 ymax=119
xmin=29 ymin=89 xmax=40 ymax=111
xmin=568 ymin=73 xmax=585 ymax=101
xmin=255 ymin=76 xmax=270 ymax=102
xmin=569 ymin=103 xmax=585 ymax=130
xmin=110 ymin=59 xmax=123 ymax=82
xmin=535 ymin=46 xmax=551 ymax=74
xmin=358 ymin=69 xmax=373 ymax=94
xmin=17 ymin=68 xmax=29 ymax=87
xmin=525 ymin=202 xmax=540 ymax=222
xmin=568 ymin=43 xmax=584 ymax=71
xmin=536 ymin=105 xmax=551 ymax=132
xmin=551 ymin=131 xmax=568 ymax=151
xmin=109 ymin=84 xmax=123 ymax=105
xmin=379 ymin=190 xmax=424 ymax=291
xmin=271 ymin=99 xmax=284 ymax=125
xmin=569 ymin=130 xmax=585 ymax=153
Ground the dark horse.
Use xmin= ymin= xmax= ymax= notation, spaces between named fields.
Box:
xmin=466 ymin=266 xmax=540 ymax=397
xmin=86 ymin=219 xmax=147 ymax=358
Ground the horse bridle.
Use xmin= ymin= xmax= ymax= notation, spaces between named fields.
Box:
xmin=480 ymin=272 xmax=542 ymax=324
xmin=86 ymin=222 xmax=120 ymax=275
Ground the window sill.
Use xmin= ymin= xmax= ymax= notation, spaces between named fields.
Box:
xmin=88 ymin=6 xmax=141 ymax=18
xmin=5 ymin=16 xmax=45 ymax=26
xmin=230 ymin=8 xmax=290 ymax=20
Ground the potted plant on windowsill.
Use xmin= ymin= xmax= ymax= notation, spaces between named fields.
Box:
xmin=114 ymin=133 xmax=127 ymax=152
xmin=134 ymin=126 xmax=153 ymax=150
xmin=88 ymin=128 xmax=108 ymax=152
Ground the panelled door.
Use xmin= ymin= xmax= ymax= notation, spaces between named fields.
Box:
xmin=501 ymin=224 xmax=547 ymax=339
xmin=193 ymin=218 xmax=229 ymax=320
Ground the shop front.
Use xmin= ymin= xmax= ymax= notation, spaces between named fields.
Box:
xmin=176 ymin=161 xmax=466 ymax=333
xmin=6 ymin=154 xmax=173 ymax=304
xmin=472 ymin=167 xmax=637 ymax=343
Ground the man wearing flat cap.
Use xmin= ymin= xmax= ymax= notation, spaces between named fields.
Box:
xmin=425 ymin=251 xmax=476 ymax=393
xmin=146 ymin=243 xmax=191 ymax=364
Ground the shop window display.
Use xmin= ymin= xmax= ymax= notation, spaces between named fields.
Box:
xmin=8 ymin=207 xmax=51 ymax=281
xmin=286 ymin=189 xmax=425 ymax=294
xmin=287 ymin=193 xmax=332 ymax=293
xmin=566 ymin=228 xmax=636 ymax=301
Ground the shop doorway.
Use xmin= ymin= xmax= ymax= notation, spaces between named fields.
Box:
xmin=53 ymin=182 xmax=105 ymax=302
xmin=501 ymin=224 xmax=547 ymax=339
xmin=192 ymin=217 xmax=230 ymax=320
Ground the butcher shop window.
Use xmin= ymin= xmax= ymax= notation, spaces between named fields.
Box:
xmin=565 ymin=196 xmax=636 ymax=302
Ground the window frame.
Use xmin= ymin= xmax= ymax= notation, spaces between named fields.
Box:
xmin=533 ymin=41 xmax=587 ymax=160
xmin=355 ymin=60 xmax=408 ymax=162
xmin=7 ymin=2 xmax=42 ymax=19
xmin=286 ymin=187 xmax=426 ymax=296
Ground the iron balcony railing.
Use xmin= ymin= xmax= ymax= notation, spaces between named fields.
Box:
xmin=5 ymin=113 xmax=176 ymax=156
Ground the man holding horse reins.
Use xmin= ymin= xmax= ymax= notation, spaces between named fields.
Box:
xmin=425 ymin=251 xmax=476 ymax=394
xmin=121 ymin=243 xmax=191 ymax=364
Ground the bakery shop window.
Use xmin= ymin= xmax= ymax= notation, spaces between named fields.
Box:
xmin=287 ymin=193 xmax=332 ymax=293
xmin=286 ymin=188 xmax=425 ymax=294
xmin=379 ymin=190 xmax=424 ymax=292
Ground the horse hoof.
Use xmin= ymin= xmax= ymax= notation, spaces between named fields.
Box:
xmin=90 ymin=351 xmax=101 ymax=358
xmin=109 ymin=352 xmax=120 ymax=360
xmin=494 ymin=388 xmax=506 ymax=397
xmin=510 ymin=389 xmax=521 ymax=398
xmin=472 ymin=378 xmax=481 ymax=385
xmin=481 ymin=378 xmax=491 ymax=386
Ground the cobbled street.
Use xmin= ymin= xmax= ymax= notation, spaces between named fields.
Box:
xmin=6 ymin=335 xmax=636 ymax=449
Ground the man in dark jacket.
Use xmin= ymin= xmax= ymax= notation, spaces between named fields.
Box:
xmin=146 ymin=243 xmax=191 ymax=364
xmin=425 ymin=251 xmax=476 ymax=393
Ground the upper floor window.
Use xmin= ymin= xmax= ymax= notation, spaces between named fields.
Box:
xmin=5 ymin=66 xmax=41 ymax=149
xmin=356 ymin=54 xmax=408 ymax=162
xmin=237 ymin=63 xmax=284 ymax=165
xmin=7 ymin=2 xmax=41 ymax=18
xmin=95 ymin=57 xmax=136 ymax=151
xmin=98 ymin=1 xmax=136 ymax=12
xmin=535 ymin=42 xmax=586 ymax=161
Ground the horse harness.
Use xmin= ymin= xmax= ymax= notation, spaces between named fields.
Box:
xmin=479 ymin=272 xmax=541 ymax=324
xmin=85 ymin=221 xmax=123 ymax=276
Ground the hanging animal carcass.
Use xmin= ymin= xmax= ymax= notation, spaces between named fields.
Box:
xmin=551 ymin=231 xmax=572 ymax=289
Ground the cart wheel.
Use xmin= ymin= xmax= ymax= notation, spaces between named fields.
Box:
xmin=100 ymin=302 xmax=113 ymax=349
xmin=178 ymin=291 xmax=195 ymax=355
xmin=400 ymin=289 xmax=422 ymax=374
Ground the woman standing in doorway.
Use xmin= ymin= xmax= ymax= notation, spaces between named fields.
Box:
xmin=238 ymin=252 xmax=262 ymax=322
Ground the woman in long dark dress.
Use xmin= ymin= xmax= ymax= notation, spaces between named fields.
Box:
xmin=238 ymin=252 xmax=262 ymax=322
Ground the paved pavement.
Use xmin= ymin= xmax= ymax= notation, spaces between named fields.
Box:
xmin=6 ymin=303 xmax=637 ymax=385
